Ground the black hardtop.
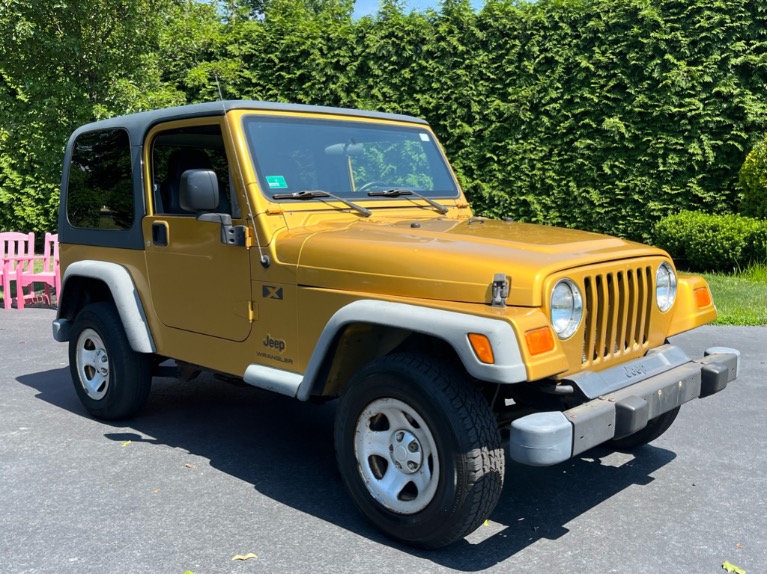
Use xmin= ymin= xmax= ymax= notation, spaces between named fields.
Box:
xmin=68 ymin=100 xmax=429 ymax=145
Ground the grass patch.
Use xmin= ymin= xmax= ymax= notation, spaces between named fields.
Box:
xmin=702 ymin=263 xmax=767 ymax=326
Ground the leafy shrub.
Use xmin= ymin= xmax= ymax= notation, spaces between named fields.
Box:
xmin=739 ymin=133 xmax=767 ymax=219
xmin=654 ymin=211 xmax=767 ymax=272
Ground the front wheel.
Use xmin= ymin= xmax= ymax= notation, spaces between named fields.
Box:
xmin=69 ymin=302 xmax=152 ymax=420
xmin=334 ymin=353 xmax=504 ymax=548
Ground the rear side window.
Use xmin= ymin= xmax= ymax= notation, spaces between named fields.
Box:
xmin=67 ymin=129 xmax=134 ymax=230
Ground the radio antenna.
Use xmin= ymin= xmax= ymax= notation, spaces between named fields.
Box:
xmin=214 ymin=72 xmax=270 ymax=267
xmin=214 ymin=72 xmax=225 ymax=102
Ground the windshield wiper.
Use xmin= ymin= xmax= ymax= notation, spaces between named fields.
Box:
xmin=367 ymin=189 xmax=449 ymax=215
xmin=272 ymin=190 xmax=371 ymax=217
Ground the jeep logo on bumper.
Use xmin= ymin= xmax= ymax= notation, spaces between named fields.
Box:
xmin=624 ymin=364 xmax=648 ymax=378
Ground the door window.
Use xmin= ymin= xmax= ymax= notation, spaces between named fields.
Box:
xmin=151 ymin=124 xmax=238 ymax=217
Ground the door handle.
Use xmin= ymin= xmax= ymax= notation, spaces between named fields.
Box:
xmin=152 ymin=222 xmax=169 ymax=247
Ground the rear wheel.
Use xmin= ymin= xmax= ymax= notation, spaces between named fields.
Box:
xmin=608 ymin=407 xmax=680 ymax=450
xmin=69 ymin=302 xmax=152 ymax=420
xmin=334 ymin=353 xmax=504 ymax=548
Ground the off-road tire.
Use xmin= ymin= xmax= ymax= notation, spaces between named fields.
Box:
xmin=334 ymin=353 xmax=504 ymax=549
xmin=69 ymin=302 xmax=152 ymax=420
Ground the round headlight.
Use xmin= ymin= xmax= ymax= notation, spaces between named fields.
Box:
xmin=550 ymin=279 xmax=583 ymax=339
xmin=656 ymin=262 xmax=677 ymax=312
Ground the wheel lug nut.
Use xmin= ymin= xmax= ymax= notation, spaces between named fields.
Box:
xmin=396 ymin=431 xmax=404 ymax=442
xmin=408 ymin=441 xmax=419 ymax=452
xmin=407 ymin=461 xmax=417 ymax=470
xmin=394 ymin=462 xmax=402 ymax=469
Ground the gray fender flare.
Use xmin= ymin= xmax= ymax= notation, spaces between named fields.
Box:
xmin=244 ymin=300 xmax=527 ymax=400
xmin=52 ymin=261 xmax=156 ymax=354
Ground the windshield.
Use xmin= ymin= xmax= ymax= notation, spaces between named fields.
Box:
xmin=242 ymin=115 xmax=459 ymax=201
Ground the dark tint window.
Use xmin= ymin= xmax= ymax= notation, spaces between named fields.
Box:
xmin=67 ymin=129 xmax=134 ymax=230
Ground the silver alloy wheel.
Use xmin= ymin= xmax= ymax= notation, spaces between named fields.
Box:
xmin=75 ymin=328 xmax=110 ymax=400
xmin=354 ymin=397 xmax=440 ymax=514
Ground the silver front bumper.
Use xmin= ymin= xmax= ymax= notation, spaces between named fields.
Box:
xmin=509 ymin=346 xmax=740 ymax=466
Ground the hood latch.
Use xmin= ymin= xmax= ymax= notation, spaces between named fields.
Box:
xmin=491 ymin=274 xmax=510 ymax=307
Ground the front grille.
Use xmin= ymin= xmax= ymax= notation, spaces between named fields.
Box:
xmin=582 ymin=265 xmax=653 ymax=367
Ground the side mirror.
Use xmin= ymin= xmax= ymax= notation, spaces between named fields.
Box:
xmin=179 ymin=169 xmax=248 ymax=247
xmin=179 ymin=169 xmax=219 ymax=211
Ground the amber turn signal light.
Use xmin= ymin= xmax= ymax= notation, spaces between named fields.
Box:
xmin=468 ymin=333 xmax=495 ymax=364
xmin=525 ymin=326 xmax=555 ymax=356
xmin=694 ymin=287 xmax=712 ymax=308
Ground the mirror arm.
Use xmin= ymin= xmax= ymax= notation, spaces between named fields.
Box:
xmin=197 ymin=213 xmax=247 ymax=247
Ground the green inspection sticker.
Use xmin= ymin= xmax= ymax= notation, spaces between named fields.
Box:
xmin=266 ymin=175 xmax=288 ymax=189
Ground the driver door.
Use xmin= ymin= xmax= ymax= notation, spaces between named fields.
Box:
xmin=143 ymin=118 xmax=252 ymax=342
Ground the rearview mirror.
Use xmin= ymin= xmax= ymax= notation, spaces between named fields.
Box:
xmin=325 ymin=142 xmax=363 ymax=157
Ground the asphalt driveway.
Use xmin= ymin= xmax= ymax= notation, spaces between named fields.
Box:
xmin=1 ymin=308 xmax=765 ymax=574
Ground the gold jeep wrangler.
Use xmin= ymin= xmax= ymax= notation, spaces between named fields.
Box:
xmin=53 ymin=100 xmax=739 ymax=548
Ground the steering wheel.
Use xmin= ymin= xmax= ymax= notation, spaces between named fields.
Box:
xmin=357 ymin=181 xmax=398 ymax=193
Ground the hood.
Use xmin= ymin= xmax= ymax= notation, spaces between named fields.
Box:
xmin=276 ymin=218 xmax=664 ymax=306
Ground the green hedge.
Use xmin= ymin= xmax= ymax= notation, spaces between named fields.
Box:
xmin=654 ymin=211 xmax=767 ymax=272
xmin=739 ymin=133 xmax=767 ymax=219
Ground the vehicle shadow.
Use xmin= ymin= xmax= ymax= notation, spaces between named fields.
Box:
xmin=18 ymin=368 xmax=676 ymax=571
